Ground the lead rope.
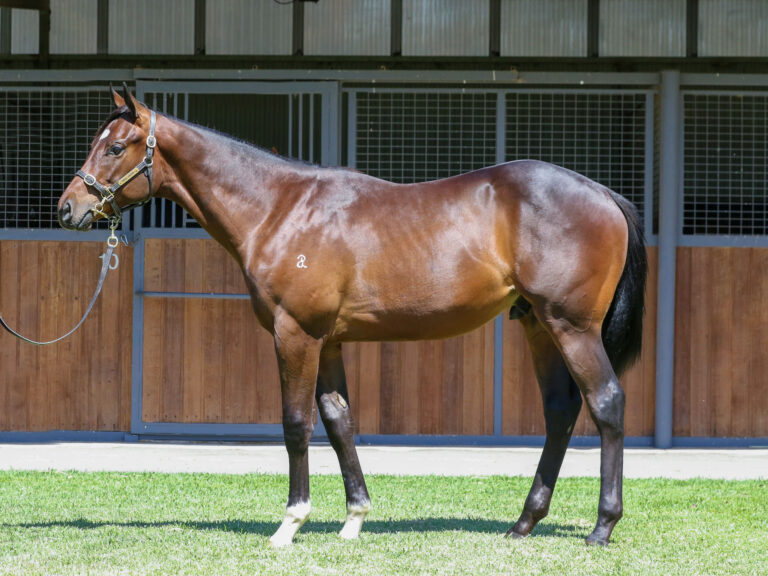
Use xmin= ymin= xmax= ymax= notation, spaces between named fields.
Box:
xmin=0 ymin=229 xmax=120 ymax=346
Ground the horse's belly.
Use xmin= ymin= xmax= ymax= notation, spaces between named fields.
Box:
xmin=336 ymin=277 xmax=517 ymax=342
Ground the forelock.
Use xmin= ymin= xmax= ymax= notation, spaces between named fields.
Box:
xmin=93 ymin=105 xmax=134 ymax=142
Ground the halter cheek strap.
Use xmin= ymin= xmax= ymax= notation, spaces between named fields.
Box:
xmin=76 ymin=109 xmax=157 ymax=230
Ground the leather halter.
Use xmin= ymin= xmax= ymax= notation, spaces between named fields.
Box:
xmin=75 ymin=109 xmax=157 ymax=241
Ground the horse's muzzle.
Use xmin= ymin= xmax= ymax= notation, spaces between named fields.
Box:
xmin=57 ymin=198 xmax=94 ymax=231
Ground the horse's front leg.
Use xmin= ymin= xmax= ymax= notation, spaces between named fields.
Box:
xmin=316 ymin=342 xmax=371 ymax=540
xmin=269 ymin=312 xmax=324 ymax=548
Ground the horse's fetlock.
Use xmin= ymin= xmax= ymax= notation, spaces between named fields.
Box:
xmin=599 ymin=500 xmax=623 ymax=523
xmin=526 ymin=495 xmax=550 ymax=521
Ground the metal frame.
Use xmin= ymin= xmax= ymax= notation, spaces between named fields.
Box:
xmin=678 ymin=87 xmax=768 ymax=247
xmin=655 ymin=70 xmax=681 ymax=449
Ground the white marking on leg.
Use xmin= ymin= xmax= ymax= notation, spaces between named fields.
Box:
xmin=339 ymin=501 xmax=371 ymax=540
xmin=269 ymin=500 xmax=311 ymax=547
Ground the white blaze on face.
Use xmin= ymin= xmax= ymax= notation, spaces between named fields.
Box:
xmin=99 ymin=128 xmax=110 ymax=141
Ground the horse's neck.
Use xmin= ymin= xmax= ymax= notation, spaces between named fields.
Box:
xmin=154 ymin=117 xmax=292 ymax=257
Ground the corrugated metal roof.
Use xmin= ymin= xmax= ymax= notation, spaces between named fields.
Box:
xmin=699 ymin=0 xmax=768 ymax=56
xmin=304 ymin=0 xmax=390 ymax=56
xmin=501 ymin=0 xmax=587 ymax=57
xmin=109 ymin=0 xmax=194 ymax=55
xmin=206 ymin=0 xmax=292 ymax=55
xmin=402 ymin=0 xmax=489 ymax=56
xmin=11 ymin=8 xmax=38 ymax=55
xmin=600 ymin=0 xmax=685 ymax=57
xmin=50 ymin=0 xmax=97 ymax=55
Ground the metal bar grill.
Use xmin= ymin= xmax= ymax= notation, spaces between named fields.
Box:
xmin=354 ymin=92 xmax=497 ymax=183
xmin=505 ymin=92 xmax=649 ymax=225
xmin=683 ymin=93 xmax=768 ymax=236
xmin=0 ymin=88 xmax=114 ymax=229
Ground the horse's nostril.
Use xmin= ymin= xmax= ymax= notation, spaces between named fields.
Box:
xmin=60 ymin=200 xmax=73 ymax=224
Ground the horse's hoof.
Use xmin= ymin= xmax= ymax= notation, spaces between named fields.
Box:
xmin=585 ymin=535 xmax=610 ymax=547
xmin=504 ymin=527 xmax=528 ymax=539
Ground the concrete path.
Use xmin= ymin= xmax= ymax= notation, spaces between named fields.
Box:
xmin=0 ymin=443 xmax=767 ymax=480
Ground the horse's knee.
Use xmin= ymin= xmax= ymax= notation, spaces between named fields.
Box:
xmin=282 ymin=410 xmax=314 ymax=454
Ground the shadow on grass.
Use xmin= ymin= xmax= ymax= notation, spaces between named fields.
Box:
xmin=3 ymin=517 xmax=587 ymax=539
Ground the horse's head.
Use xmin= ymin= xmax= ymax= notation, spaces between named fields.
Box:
xmin=58 ymin=83 xmax=157 ymax=230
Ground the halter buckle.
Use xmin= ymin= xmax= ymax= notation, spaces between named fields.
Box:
xmin=83 ymin=174 xmax=96 ymax=186
xmin=146 ymin=135 xmax=156 ymax=148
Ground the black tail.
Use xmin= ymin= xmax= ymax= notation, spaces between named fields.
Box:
xmin=602 ymin=192 xmax=647 ymax=376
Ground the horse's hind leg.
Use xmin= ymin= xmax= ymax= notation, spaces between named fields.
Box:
xmin=507 ymin=313 xmax=582 ymax=538
xmin=316 ymin=342 xmax=371 ymax=539
xmin=269 ymin=313 xmax=324 ymax=547
xmin=546 ymin=324 xmax=625 ymax=546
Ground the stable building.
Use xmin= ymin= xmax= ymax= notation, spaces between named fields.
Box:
xmin=0 ymin=0 xmax=766 ymax=447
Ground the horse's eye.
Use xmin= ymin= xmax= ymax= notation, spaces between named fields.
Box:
xmin=108 ymin=143 xmax=124 ymax=156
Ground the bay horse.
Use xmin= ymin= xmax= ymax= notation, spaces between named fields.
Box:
xmin=58 ymin=86 xmax=646 ymax=547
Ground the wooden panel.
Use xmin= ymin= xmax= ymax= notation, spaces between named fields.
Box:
xmin=674 ymin=247 xmax=768 ymax=437
xmin=143 ymin=238 xmax=280 ymax=424
xmin=144 ymin=238 xmax=247 ymax=294
xmin=502 ymin=247 xmax=658 ymax=438
xmin=345 ymin=323 xmax=496 ymax=436
xmin=0 ymin=241 xmax=132 ymax=431
xmin=142 ymin=298 xmax=281 ymax=423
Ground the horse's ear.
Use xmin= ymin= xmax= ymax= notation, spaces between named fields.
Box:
xmin=122 ymin=82 xmax=137 ymax=120
xmin=111 ymin=83 xmax=125 ymax=108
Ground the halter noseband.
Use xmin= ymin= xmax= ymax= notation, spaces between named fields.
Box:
xmin=76 ymin=110 xmax=157 ymax=244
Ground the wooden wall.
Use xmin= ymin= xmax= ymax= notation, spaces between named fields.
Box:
xmin=3 ymin=239 xmax=768 ymax=439
xmin=674 ymin=247 xmax=768 ymax=437
xmin=343 ymin=328 xmax=495 ymax=435
xmin=141 ymin=239 xmax=653 ymax=437
xmin=142 ymin=239 xmax=495 ymax=434
xmin=0 ymin=241 xmax=133 ymax=431
xmin=142 ymin=239 xmax=282 ymax=424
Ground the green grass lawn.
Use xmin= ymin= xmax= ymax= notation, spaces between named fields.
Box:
xmin=0 ymin=471 xmax=765 ymax=575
